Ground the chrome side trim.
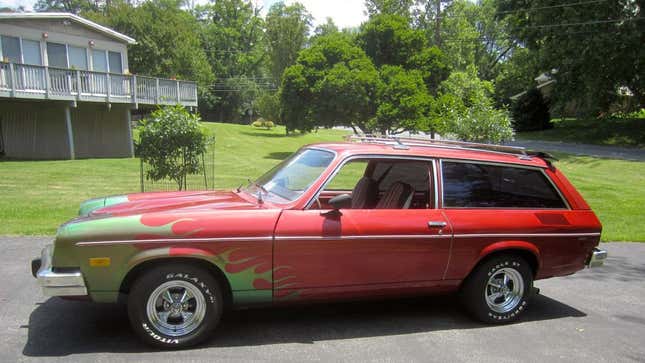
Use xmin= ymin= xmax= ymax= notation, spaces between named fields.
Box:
xmin=75 ymin=236 xmax=275 ymax=247
xmin=453 ymin=232 xmax=601 ymax=238
xmin=36 ymin=244 xmax=87 ymax=297
xmin=275 ymin=234 xmax=448 ymax=241
xmin=275 ymin=232 xmax=600 ymax=241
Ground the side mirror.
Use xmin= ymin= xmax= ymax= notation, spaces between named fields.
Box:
xmin=322 ymin=194 xmax=352 ymax=216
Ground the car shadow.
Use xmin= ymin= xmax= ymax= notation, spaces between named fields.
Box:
xmin=22 ymin=293 xmax=586 ymax=356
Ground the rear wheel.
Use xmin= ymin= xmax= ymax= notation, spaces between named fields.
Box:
xmin=460 ymin=254 xmax=533 ymax=323
xmin=127 ymin=263 xmax=223 ymax=348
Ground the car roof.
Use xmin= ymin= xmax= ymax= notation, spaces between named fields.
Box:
xmin=307 ymin=142 xmax=551 ymax=169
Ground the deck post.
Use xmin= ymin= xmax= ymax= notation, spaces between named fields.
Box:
xmin=64 ymin=105 xmax=75 ymax=160
xmin=106 ymin=73 xmax=111 ymax=104
xmin=8 ymin=63 xmax=16 ymax=97
xmin=176 ymin=81 xmax=181 ymax=104
xmin=132 ymin=75 xmax=138 ymax=108
xmin=44 ymin=66 xmax=51 ymax=99
xmin=125 ymin=108 xmax=134 ymax=157
xmin=75 ymin=70 xmax=81 ymax=101
xmin=155 ymin=78 xmax=160 ymax=104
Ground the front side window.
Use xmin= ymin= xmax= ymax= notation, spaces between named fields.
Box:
xmin=442 ymin=161 xmax=566 ymax=209
xmin=246 ymin=148 xmax=335 ymax=203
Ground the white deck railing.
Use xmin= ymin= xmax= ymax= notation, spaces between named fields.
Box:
xmin=0 ymin=61 xmax=198 ymax=107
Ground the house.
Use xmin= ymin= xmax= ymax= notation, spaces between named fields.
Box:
xmin=0 ymin=12 xmax=198 ymax=159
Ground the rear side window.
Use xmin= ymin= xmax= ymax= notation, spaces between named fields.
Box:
xmin=441 ymin=161 xmax=566 ymax=209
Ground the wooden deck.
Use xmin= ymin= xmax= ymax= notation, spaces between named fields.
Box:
xmin=0 ymin=61 xmax=198 ymax=107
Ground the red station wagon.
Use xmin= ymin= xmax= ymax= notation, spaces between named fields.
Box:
xmin=32 ymin=136 xmax=607 ymax=348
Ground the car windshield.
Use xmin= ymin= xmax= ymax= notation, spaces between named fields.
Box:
xmin=244 ymin=148 xmax=335 ymax=203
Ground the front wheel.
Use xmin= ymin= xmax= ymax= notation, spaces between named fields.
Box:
xmin=460 ymin=254 xmax=533 ymax=323
xmin=127 ymin=263 xmax=223 ymax=348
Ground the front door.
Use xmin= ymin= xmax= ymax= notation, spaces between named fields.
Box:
xmin=273 ymin=158 xmax=453 ymax=301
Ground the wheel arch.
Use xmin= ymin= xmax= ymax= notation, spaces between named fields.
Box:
xmin=118 ymin=255 xmax=233 ymax=308
xmin=470 ymin=241 xmax=541 ymax=278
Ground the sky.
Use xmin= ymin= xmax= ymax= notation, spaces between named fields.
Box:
xmin=0 ymin=0 xmax=369 ymax=29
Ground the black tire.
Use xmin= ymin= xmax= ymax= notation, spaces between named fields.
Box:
xmin=127 ymin=263 xmax=223 ymax=349
xmin=460 ymin=254 xmax=533 ymax=324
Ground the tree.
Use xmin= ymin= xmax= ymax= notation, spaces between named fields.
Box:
xmin=280 ymin=33 xmax=381 ymax=134
xmin=357 ymin=14 xmax=450 ymax=95
xmin=357 ymin=14 xmax=426 ymax=68
xmin=86 ymin=0 xmax=215 ymax=108
xmin=434 ymin=66 xmax=514 ymax=142
xmin=256 ymin=91 xmax=281 ymax=123
xmin=136 ymin=106 xmax=211 ymax=191
xmin=34 ymin=0 xmax=102 ymax=13
xmin=265 ymin=2 xmax=313 ymax=83
xmin=372 ymin=65 xmax=433 ymax=134
xmin=364 ymin=0 xmax=413 ymax=18
xmin=497 ymin=0 xmax=645 ymax=114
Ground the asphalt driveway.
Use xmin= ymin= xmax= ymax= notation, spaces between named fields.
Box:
xmin=1 ymin=237 xmax=643 ymax=362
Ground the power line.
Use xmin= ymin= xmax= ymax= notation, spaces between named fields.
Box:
xmin=436 ymin=0 xmax=610 ymax=20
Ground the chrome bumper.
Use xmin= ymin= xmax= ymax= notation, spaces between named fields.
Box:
xmin=33 ymin=244 xmax=87 ymax=297
xmin=587 ymin=247 xmax=607 ymax=268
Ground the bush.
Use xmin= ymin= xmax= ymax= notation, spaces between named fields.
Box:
xmin=136 ymin=106 xmax=211 ymax=190
xmin=512 ymin=88 xmax=552 ymax=131
xmin=439 ymin=104 xmax=514 ymax=144
xmin=251 ymin=118 xmax=275 ymax=129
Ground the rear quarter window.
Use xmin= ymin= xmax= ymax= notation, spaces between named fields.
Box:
xmin=441 ymin=161 xmax=566 ymax=209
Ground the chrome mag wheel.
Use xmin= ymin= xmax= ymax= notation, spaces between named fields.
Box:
xmin=146 ymin=280 xmax=207 ymax=337
xmin=484 ymin=267 xmax=525 ymax=314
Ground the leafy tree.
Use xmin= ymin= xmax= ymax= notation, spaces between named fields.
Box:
xmin=372 ymin=65 xmax=433 ymax=134
xmin=357 ymin=14 xmax=450 ymax=95
xmin=497 ymin=0 xmax=645 ymax=114
xmin=194 ymin=0 xmax=264 ymax=78
xmin=256 ymin=91 xmax=281 ymax=123
xmin=136 ymin=106 xmax=211 ymax=191
xmin=493 ymin=47 xmax=541 ymax=105
xmin=357 ymin=14 xmax=425 ymax=68
xmin=34 ymin=0 xmax=102 ymax=13
xmin=364 ymin=0 xmax=413 ymax=18
xmin=265 ymin=2 xmax=313 ymax=83
xmin=434 ymin=66 xmax=514 ymax=142
xmin=314 ymin=17 xmax=340 ymax=38
xmin=86 ymin=0 xmax=215 ymax=108
xmin=280 ymin=33 xmax=381 ymax=134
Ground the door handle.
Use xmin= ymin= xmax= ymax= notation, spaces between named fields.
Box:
xmin=428 ymin=221 xmax=447 ymax=228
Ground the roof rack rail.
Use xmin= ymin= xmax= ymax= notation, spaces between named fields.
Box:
xmin=344 ymin=134 xmax=532 ymax=159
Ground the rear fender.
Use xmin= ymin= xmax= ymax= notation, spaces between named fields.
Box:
xmin=474 ymin=240 xmax=541 ymax=274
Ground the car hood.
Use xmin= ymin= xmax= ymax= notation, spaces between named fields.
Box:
xmin=80 ymin=190 xmax=260 ymax=218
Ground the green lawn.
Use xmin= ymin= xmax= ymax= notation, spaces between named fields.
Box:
xmin=0 ymin=122 xmax=643 ymax=241
xmin=516 ymin=117 xmax=645 ymax=148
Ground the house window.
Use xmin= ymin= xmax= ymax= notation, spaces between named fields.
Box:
xmin=91 ymin=49 xmax=108 ymax=72
xmin=1 ymin=35 xmax=21 ymax=63
xmin=22 ymin=39 xmax=42 ymax=66
xmin=68 ymin=45 xmax=88 ymax=70
xmin=108 ymin=51 xmax=122 ymax=73
xmin=46 ymin=42 xmax=67 ymax=68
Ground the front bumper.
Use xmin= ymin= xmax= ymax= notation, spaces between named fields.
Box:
xmin=32 ymin=244 xmax=87 ymax=297
xmin=586 ymin=247 xmax=608 ymax=268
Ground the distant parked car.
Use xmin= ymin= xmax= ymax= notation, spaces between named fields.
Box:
xmin=32 ymin=136 xmax=606 ymax=348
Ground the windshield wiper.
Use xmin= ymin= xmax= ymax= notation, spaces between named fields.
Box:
xmin=247 ymin=178 xmax=268 ymax=204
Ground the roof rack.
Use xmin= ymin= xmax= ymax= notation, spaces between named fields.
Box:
xmin=344 ymin=134 xmax=534 ymax=159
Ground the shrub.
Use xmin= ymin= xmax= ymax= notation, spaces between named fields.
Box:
xmin=512 ymin=88 xmax=552 ymax=131
xmin=136 ymin=105 xmax=211 ymax=190
xmin=251 ymin=118 xmax=275 ymax=129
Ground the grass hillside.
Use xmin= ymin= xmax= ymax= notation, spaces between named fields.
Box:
xmin=0 ymin=122 xmax=643 ymax=241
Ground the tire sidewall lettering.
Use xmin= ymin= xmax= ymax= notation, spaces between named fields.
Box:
xmin=484 ymin=259 xmax=528 ymax=321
